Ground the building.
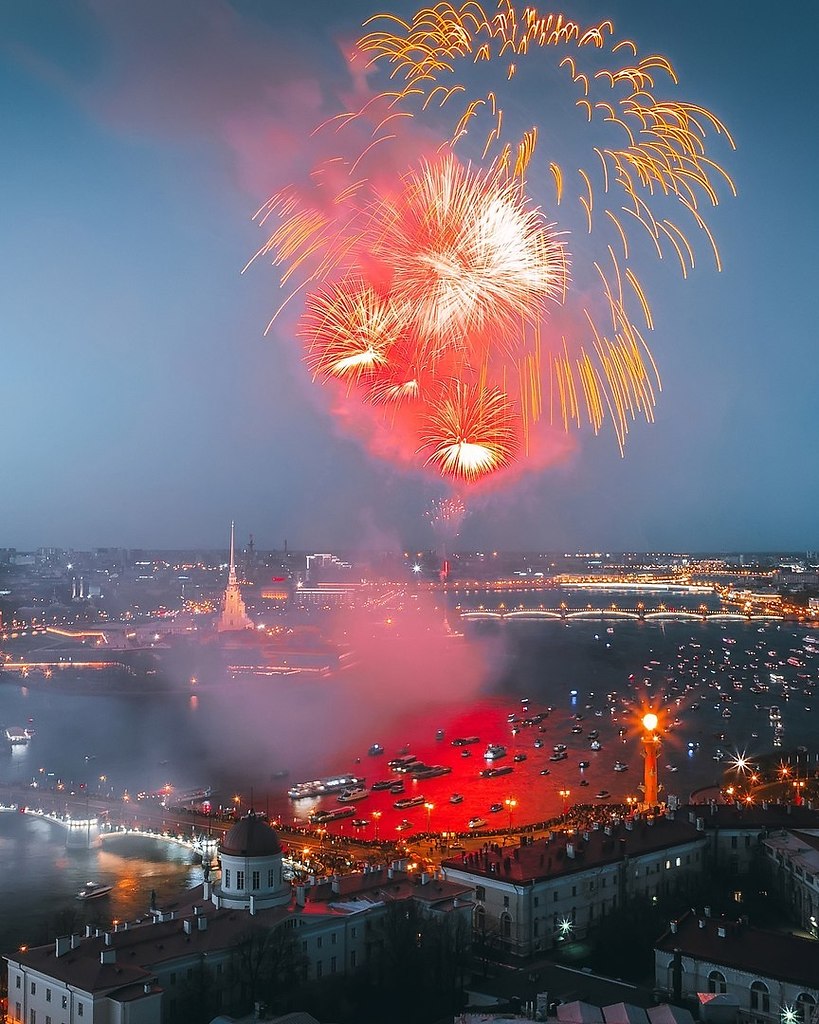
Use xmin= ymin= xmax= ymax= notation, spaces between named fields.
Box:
xmin=4 ymin=814 xmax=472 ymax=1024
xmin=762 ymin=830 xmax=819 ymax=937
xmin=217 ymin=523 xmax=253 ymax=633
xmin=654 ymin=910 xmax=819 ymax=1020
xmin=442 ymin=811 xmax=708 ymax=957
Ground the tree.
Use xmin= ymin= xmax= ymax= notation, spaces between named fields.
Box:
xmin=229 ymin=923 xmax=306 ymax=1016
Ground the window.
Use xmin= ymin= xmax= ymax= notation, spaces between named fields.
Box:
xmin=302 ymin=940 xmax=308 ymax=953
xmin=351 ymin=950 xmax=357 ymax=968
xmin=268 ymin=868 xmax=275 ymax=887
xmin=534 ymin=919 xmax=539 ymax=936
xmin=351 ymin=927 xmax=357 ymax=939
xmin=15 ymin=1004 xmax=21 ymax=1023
xmin=170 ymin=973 xmax=177 ymax=986
xmin=46 ymin=1017 xmax=52 ymax=1024
xmin=553 ymin=890 xmax=558 ymax=902
xmin=317 ymin=936 xmax=323 ymax=949
xmin=475 ymin=885 xmax=485 ymax=901
xmin=30 ymin=983 xmax=36 ymax=996
xmin=707 ymin=971 xmax=727 ymax=994
xmin=15 ymin=976 xmax=20 ymax=989
xmin=61 ymin=996 xmax=67 ymax=1010
xmin=224 ymin=868 xmax=231 ymax=888
xmin=796 ymin=994 xmax=817 ymax=1023
xmin=750 ymin=981 xmax=770 ymax=1013
xmin=186 ymin=968 xmax=192 ymax=980
xmin=252 ymin=870 xmax=260 ymax=890
xmin=316 ymin=961 xmax=323 ymax=979
xmin=534 ymin=896 xmax=539 ymax=908
xmin=572 ymin=885 xmax=576 ymax=897
xmin=216 ymin=964 xmax=222 ymax=976
xmin=46 ymin=989 xmax=51 ymax=1003
xmin=500 ymin=913 xmax=512 ymax=939
xmin=474 ymin=905 xmax=486 ymax=931
xmin=503 ymin=896 xmax=509 ymax=909
xmin=330 ymin=956 xmax=337 ymax=974
xmin=731 ymin=836 xmax=738 ymax=849
xmin=78 ymin=1005 xmax=84 ymax=1018
xmin=236 ymin=870 xmax=245 ymax=890
xmin=675 ymin=857 xmax=681 ymax=867
xmin=331 ymin=931 xmax=337 ymax=945
xmin=745 ymin=835 xmax=752 ymax=849
xmin=666 ymin=860 xmax=671 ymax=870
xmin=29 ymin=1011 xmax=36 ymax=1024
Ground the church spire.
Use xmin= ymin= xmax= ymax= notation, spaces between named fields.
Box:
xmin=218 ymin=520 xmax=252 ymax=632
xmin=229 ymin=520 xmax=237 ymax=585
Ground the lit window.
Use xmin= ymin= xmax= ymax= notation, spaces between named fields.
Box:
xmin=675 ymin=857 xmax=681 ymax=867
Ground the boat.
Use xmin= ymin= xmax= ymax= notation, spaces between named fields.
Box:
xmin=351 ymin=818 xmax=369 ymax=828
xmin=451 ymin=736 xmax=480 ymax=746
xmin=435 ymin=729 xmax=445 ymax=740
xmin=289 ymin=774 xmax=364 ymax=800
xmin=394 ymin=795 xmax=426 ymax=809
xmin=337 ymin=787 xmax=369 ymax=803
xmin=367 ymin=743 xmax=384 ymax=756
xmin=534 ymin=739 xmax=544 ymax=749
xmin=613 ymin=761 xmax=629 ymax=772
xmin=4 ymin=727 xmax=30 ymax=746
xmin=309 ymin=806 xmax=356 ymax=824
xmin=371 ymin=780 xmax=395 ymax=791
xmin=480 ymin=765 xmax=513 ymax=778
xmin=595 ymin=790 xmax=610 ymax=799
xmin=468 ymin=817 xmax=488 ymax=829
xmin=549 ymin=751 xmax=568 ymax=762
xmin=449 ymin=793 xmax=464 ymax=804
xmin=590 ymin=740 xmax=602 ymax=751
xmin=484 ymin=744 xmax=507 ymax=760
xmin=396 ymin=819 xmax=414 ymax=832
xmin=578 ymin=760 xmax=590 ymax=769
xmin=513 ymin=753 xmax=527 ymax=762
xmin=539 ymin=769 xmax=551 ymax=776
xmin=489 ymin=803 xmax=503 ymax=813
xmin=460 ymin=750 xmax=471 ymax=758
xmin=76 ymin=882 xmax=113 ymax=901
xmin=388 ymin=754 xmax=419 ymax=770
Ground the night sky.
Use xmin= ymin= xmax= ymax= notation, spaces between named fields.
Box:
xmin=1 ymin=1 xmax=816 ymax=553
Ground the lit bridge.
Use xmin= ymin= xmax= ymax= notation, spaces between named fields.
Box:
xmin=458 ymin=607 xmax=782 ymax=623
xmin=0 ymin=805 xmax=218 ymax=858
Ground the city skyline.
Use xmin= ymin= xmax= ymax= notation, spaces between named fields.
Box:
xmin=1 ymin=1 xmax=816 ymax=553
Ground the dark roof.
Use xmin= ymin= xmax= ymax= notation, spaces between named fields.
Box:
xmin=442 ymin=813 xmax=703 ymax=884
xmin=681 ymin=801 xmax=819 ymax=831
xmin=221 ymin=813 xmax=282 ymax=857
xmin=655 ymin=911 xmax=819 ymax=988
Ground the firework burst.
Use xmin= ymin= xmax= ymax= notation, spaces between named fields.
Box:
xmin=250 ymin=2 xmax=735 ymax=483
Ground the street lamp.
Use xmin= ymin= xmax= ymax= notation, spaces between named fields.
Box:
xmin=424 ymin=802 xmax=434 ymax=832
xmin=641 ymin=711 xmax=660 ymax=808
xmin=372 ymin=810 xmax=382 ymax=841
xmin=559 ymin=789 xmax=571 ymax=816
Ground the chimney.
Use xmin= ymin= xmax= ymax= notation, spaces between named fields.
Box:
xmin=331 ymin=877 xmax=342 ymax=894
xmin=99 ymin=948 xmax=116 ymax=964
xmin=582 ymin=831 xmax=590 ymax=842
xmin=296 ymin=885 xmax=307 ymax=907
xmin=85 ymin=924 xmax=94 ymax=938
xmin=566 ymin=842 xmax=575 ymax=859
xmin=698 ymin=918 xmax=705 ymax=929
xmin=647 ymin=816 xmax=654 ymax=826
xmin=670 ymin=920 xmax=678 ymax=934
xmin=704 ymin=905 xmax=711 ymax=917
xmin=70 ymin=934 xmax=81 ymax=949
xmin=143 ymin=983 xmax=152 ymax=995
xmin=604 ymin=825 xmax=612 ymax=836
xmin=762 ymin=800 xmax=769 ymax=810
xmin=625 ymin=819 xmax=633 ymax=831
xmin=203 ymin=881 xmax=212 ymax=901
xmin=717 ymin=925 xmax=726 ymax=938
xmin=183 ymin=920 xmax=193 ymax=935
xmin=197 ymin=916 xmax=208 ymax=932
xmin=420 ymin=872 xmax=430 ymax=884
xmin=249 ymin=895 xmax=256 ymax=916
xmin=688 ymin=810 xmax=696 ymax=823
xmin=104 ymin=932 xmax=113 ymax=946
xmin=55 ymin=935 xmax=71 ymax=958
xmin=193 ymin=905 xmax=201 ymax=916
xmin=592 ymin=821 xmax=600 ymax=830
xmin=696 ymin=817 xmax=705 ymax=831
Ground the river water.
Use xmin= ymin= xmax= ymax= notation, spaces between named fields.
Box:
xmin=1 ymin=588 xmax=817 ymax=956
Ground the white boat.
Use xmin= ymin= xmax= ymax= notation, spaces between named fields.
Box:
xmin=449 ymin=793 xmax=464 ymax=804
xmin=288 ymin=774 xmax=365 ymax=800
xmin=4 ymin=727 xmax=30 ymax=746
xmin=468 ymin=817 xmax=488 ymax=829
xmin=484 ymin=744 xmax=507 ymax=760
xmin=337 ymin=787 xmax=368 ymax=803
xmin=613 ymin=761 xmax=629 ymax=772
xmin=76 ymin=882 xmax=113 ymax=901
xmin=595 ymin=790 xmax=610 ymax=799
xmin=394 ymin=795 xmax=426 ymax=809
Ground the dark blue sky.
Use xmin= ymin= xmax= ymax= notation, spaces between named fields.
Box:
xmin=1 ymin=1 xmax=816 ymax=553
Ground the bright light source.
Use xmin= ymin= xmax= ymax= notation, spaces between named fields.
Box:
xmin=642 ymin=712 xmax=658 ymax=732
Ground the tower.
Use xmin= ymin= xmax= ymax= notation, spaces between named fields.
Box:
xmin=217 ymin=522 xmax=253 ymax=632
xmin=641 ymin=712 xmax=660 ymax=809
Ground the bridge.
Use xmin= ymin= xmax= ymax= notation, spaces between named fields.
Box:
xmin=0 ymin=805 xmax=219 ymax=858
xmin=459 ymin=606 xmax=782 ymax=623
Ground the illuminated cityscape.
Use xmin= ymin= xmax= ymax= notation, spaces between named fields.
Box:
xmin=1 ymin=0 xmax=816 ymax=1023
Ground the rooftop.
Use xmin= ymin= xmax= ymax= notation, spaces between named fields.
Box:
xmin=655 ymin=910 xmax=819 ymax=988
xmin=442 ymin=813 xmax=703 ymax=884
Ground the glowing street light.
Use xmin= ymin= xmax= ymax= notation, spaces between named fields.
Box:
xmin=372 ymin=810 xmax=382 ymax=841
xmin=641 ymin=711 xmax=661 ymax=808
xmin=559 ymin=789 xmax=571 ymax=816
xmin=424 ymin=802 xmax=434 ymax=831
